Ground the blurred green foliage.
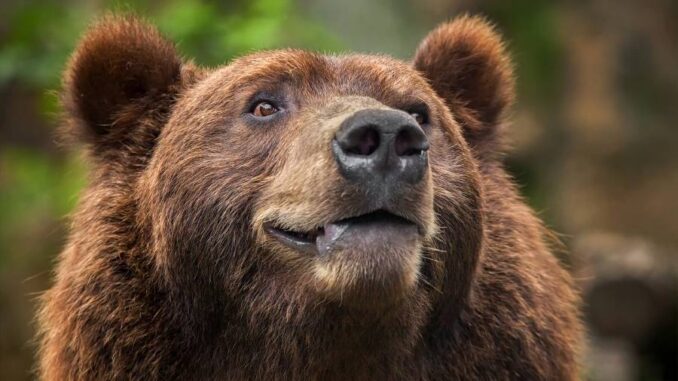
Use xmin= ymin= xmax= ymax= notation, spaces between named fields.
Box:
xmin=0 ymin=150 xmax=84 ymax=262
xmin=0 ymin=3 xmax=87 ymax=88
xmin=486 ymin=0 xmax=564 ymax=108
xmin=0 ymin=0 xmax=342 ymax=89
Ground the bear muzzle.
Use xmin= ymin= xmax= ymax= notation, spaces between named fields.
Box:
xmin=263 ymin=106 xmax=429 ymax=258
xmin=254 ymin=96 xmax=436 ymax=301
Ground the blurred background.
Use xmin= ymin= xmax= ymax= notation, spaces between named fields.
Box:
xmin=1 ymin=0 xmax=676 ymax=380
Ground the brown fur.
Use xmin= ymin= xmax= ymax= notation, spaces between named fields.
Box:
xmin=38 ymin=15 xmax=582 ymax=380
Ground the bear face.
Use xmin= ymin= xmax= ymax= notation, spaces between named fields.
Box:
xmin=39 ymin=15 xmax=580 ymax=381
xmin=141 ymin=51 xmax=481 ymax=311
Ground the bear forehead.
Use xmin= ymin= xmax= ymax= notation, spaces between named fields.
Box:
xmin=199 ymin=50 xmax=437 ymax=104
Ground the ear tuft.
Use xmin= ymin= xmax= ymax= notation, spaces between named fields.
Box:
xmin=414 ymin=15 xmax=515 ymax=153
xmin=62 ymin=15 xmax=183 ymax=146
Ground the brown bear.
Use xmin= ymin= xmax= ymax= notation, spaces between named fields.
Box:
xmin=37 ymin=15 xmax=582 ymax=380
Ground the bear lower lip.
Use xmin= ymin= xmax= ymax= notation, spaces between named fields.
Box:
xmin=265 ymin=210 xmax=418 ymax=256
xmin=317 ymin=210 xmax=418 ymax=256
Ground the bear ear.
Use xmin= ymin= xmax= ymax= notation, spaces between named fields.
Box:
xmin=413 ymin=15 xmax=515 ymax=155
xmin=62 ymin=15 xmax=188 ymax=150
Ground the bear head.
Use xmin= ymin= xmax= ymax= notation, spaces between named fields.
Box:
xmin=61 ymin=14 xmax=514 ymax=355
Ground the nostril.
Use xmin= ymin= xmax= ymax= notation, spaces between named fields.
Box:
xmin=395 ymin=126 xmax=428 ymax=156
xmin=345 ymin=126 xmax=380 ymax=156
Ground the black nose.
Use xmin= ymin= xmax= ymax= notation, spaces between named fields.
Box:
xmin=332 ymin=109 xmax=429 ymax=186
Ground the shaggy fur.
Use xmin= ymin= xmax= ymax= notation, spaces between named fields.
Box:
xmin=38 ymin=15 xmax=582 ymax=380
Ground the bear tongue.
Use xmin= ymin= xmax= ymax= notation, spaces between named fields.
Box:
xmin=316 ymin=222 xmax=350 ymax=256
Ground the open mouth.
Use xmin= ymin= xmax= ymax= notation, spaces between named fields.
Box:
xmin=264 ymin=210 xmax=418 ymax=256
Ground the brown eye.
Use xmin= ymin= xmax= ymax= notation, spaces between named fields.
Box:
xmin=410 ymin=112 xmax=427 ymax=125
xmin=252 ymin=101 xmax=278 ymax=117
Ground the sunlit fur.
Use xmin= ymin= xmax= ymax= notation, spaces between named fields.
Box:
xmin=37 ymin=15 xmax=581 ymax=380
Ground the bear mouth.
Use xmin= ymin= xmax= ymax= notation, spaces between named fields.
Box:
xmin=264 ymin=210 xmax=418 ymax=256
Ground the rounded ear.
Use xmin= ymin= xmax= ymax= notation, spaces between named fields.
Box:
xmin=62 ymin=15 xmax=191 ymax=151
xmin=413 ymin=15 xmax=515 ymax=155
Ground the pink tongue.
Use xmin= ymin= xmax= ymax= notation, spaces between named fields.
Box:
xmin=316 ymin=222 xmax=349 ymax=256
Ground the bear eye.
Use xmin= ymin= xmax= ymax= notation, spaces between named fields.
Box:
xmin=404 ymin=103 xmax=430 ymax=126
xmin=251 ymin=101 xmax=279 ymax=117
xmin=410 ymin=112 xmax=427 ymax=125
